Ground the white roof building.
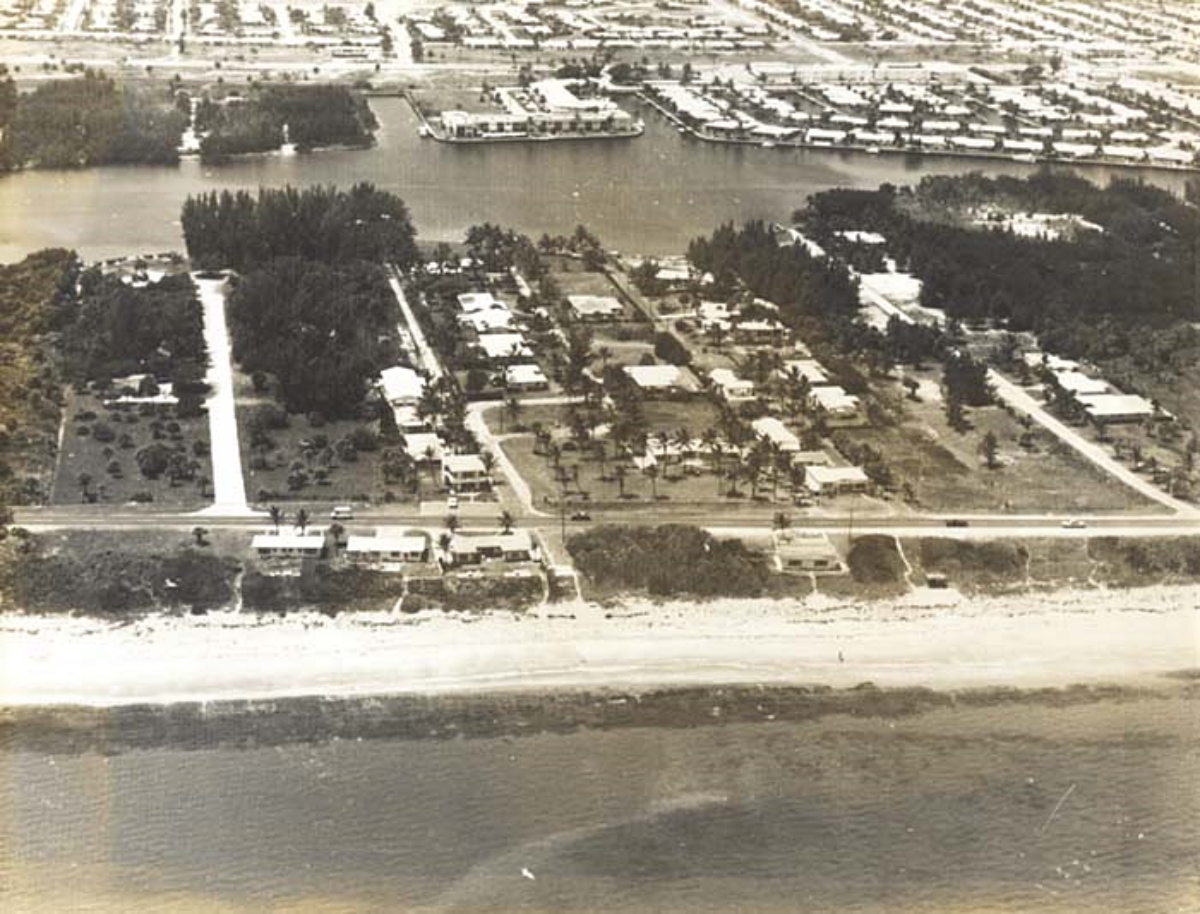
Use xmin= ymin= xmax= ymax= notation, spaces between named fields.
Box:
xmin=505 ymin=363 xmax=549 ymax=388
xmin=1054 ymin=370 xmax=1109 ymax=397
xmin=810 ymin=385 xmax=861 ymax=416
xmin=403 ymin=432 xmax=443 ymax=462
xmin=1078 ymin=393 xmax=1156 ymax=423
xmin=345 ymin=534 xmax=428 ymax=561
xmin=568 ymin=294 xmax=623 ymax=320
xmin=460 ymin=308 xmax=514 ymax=333
xmin=782 ymin=359 xmax=828 ymax=385
xmin=252 ymin=529 xmax=326 ymax=555
xmin=805 ymin=465 xmax=870 ymax=494
xmin=624 ymin=364 xmax=682 ymax=390
xmin=709 ymin=368 xmax=756 ymax=400
xmin=752 ymin=416 xmax=801 ymax=452
xmin=478 ymin=333 xmax=532 ymax=361
xmin=379 ymin=365 xmax=425 ymax=406
xmin=457 ymin=291 xmax=504 ymax=313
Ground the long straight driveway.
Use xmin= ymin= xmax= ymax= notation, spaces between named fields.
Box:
xmin=387 ymin=265 xmax=443 ymax=380
xmin=989 ymin=369 xmax=1195 ymax=515
xmin=195 ymin=274 xmax=253 ymax=515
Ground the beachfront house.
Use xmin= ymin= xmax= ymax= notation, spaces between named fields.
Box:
xmin=445 ymin=530 xmax=537 ymax=566
xmin=252 ymin=529 xmax=327 ymax=559
xmin=345 ymin=533 xmax=428 ymax=568
xmin=774 ymin=532 xmax=842 ymax=572
xmin=442 ymin=453 xmax=492 ymax=491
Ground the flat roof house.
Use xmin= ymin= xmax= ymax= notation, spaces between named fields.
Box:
xmin=345 ymin=533 xmax=428 ymax=567
xmin=782 ymin=359 xmax=828 ymax=386
xmin=1054 ymin=370 xmax=1109 ymax=398
xmin=403 ymin=431 xmax=444 ymax=463
xmin=442 ymin=453 xmax=491 ymax=491
xmin=447 ymin=530 xmax=536 ymax=566
xmin=252 ymin=529 xmax=326 ymax=558
xmin=505 ymin=363 xmax=550 ymax=391
xmin=460 ymin=308 xmax=514 ymax=333
xmin=624 ymin=364 xmax=682 ymax=391
xmin=1078 ymin=393 xmax=1157 ymax=424
xmin=568 ymin=294 xmax=623 ymax=321
xmin=457 ymin=291 xmax=504 ymax=313
xmin=805 ymin=465 xmax=870 ymax=495
xmin=477 ymin=332 xmax=533 ymax=363
xmin=775 ymin=532 xmax=842 ymax=572
xmin=752 ymin=416 xmax=801 ymax=452
xmin=379 ymin=365 xmax=425 ymax=406
xmin=710 ymin=368 xmax=756 ymax=401
xmin=809 ymin=385 xmax=863 ymax=424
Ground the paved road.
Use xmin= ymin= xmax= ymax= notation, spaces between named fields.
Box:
xmin=988 ymin=369 xmax=1194 ymax=515
xmin=14 ymin=504 xmax=1198 ymax=540
xmin=194 ymin=274 xmax=254 ymax=516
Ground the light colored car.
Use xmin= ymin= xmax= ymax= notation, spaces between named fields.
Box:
xmin=1061 ymin=518 xmax=1088 ymax=529
xmin=447 ymin=495 xmax=459 ymax=510
xmin=330 ymin=505 xmax=355 ymax=520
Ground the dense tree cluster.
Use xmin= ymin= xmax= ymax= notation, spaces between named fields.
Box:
xmin=798 ymin=173 xmax=1200 ymax=341
xmin=687 ymin=220 xmax=860 ymax=318
xmin=0 ymin=249 xmax=80 ymax=506
xmin=181 ymin=183 xmax=419 ymax=271
xmin=63 ymin=271 xmax=206 ymax=386
xmin=227 ymin=257 xmax=395 ymax=418
xmin=568 ymin=524 xmax=771 ymax=597
xmin=196 ymin=84 xmax=377 ymax=163
xmin=0 ymin=72 xmax=185 ymax=170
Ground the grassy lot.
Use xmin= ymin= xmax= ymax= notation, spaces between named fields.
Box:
xmin=848 ymin=374 xmax=1158 ymax=514
xmin=52 ymin=388 xmax=211 ymax=509
xmin=237 ymin=401 xmax=420 ymax=506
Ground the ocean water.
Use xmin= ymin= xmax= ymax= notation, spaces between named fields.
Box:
xmin=1 ymin=689 xmax=1196 ymax=912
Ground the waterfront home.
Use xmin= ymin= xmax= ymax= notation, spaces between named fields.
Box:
xmin=252 ymin=529 xmax=326 ymax=559
xmin=774 ymin=531 xmax=842 ymax=572
xmin=345 ymin=533 xmax=429 ymax=568
xmin=504 ymin=363 xmax=550 ymax=391
xmin=805 ymin=465 xmax=870 ymax=495
xmin=568 ymin=294 xmax=623 ymax=321
xmin=446 ymin=530 xmax=537 ymax=566
xmin=442 ymin=453 xmax=492 ymax=491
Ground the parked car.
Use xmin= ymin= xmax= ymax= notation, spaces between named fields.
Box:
xmin=1061 ymin=518 xmax=1088 ymax=529
xmin=945 ymin=518 xmax=969 ymax=528
xmin=330 ymin=505 xmax=355 ymax=520
xmin=570 ymin=510 xmax=592 ymax=521
xmin=447 ymin=495 xmax=459 ymax=511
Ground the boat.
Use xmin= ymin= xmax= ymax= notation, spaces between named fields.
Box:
xmin=762 ymin=140 xmax=777 ymax=149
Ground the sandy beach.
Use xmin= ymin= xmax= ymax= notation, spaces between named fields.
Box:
xmin=1 ymin=584 xmax=1196 ymax=707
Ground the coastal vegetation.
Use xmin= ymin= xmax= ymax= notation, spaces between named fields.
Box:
xmin=0 ymin=72 xmax=185 ymax=170
xmin=181 ymin=183 xmax=419 ymax=272
xmin=568 ymin=524 xmax=771 ymax=597
xmin=0 ymin=250 xmax=80 ymax=506
xmin=195 ymin=84 xmax=377 ymax=163
xmin=798 ymin=173 xmax=1200 ymax=347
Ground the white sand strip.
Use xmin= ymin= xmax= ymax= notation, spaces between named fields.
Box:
xmin=0 ymin=585 xmax=1196 ymax=707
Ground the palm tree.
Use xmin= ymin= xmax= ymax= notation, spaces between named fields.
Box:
xmin=437 ymin=531 xmax=452 ymax=560
xmin=499 ymin=510 xmax=515 ymax=533
xmin=614 ymin=463 xmax=629 ymax=498
xmin=480 ymin=450 xmax=496 ymax=480
xmin=444 ymin=513 xmax=460 ymax=533
xmin=772 ymin=511 xmax=791 ymax=534
xmin=77 ymin=472 xmax=92 ymax=501
xmin=645 ymin=463 xmax=660 ymax=500
xmin=269 ymin=505 xmax=284 ymax=532
xmin=192 ymin=526 xmax=209 ymax=546
xmin=330 ymin=522 xmax=346 ymax=548
xmin=295 ymin=507 xmax=310 ymax=534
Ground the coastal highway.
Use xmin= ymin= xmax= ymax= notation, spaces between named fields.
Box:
xmin=11 ymin=505 xmax=1199 ymax=540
